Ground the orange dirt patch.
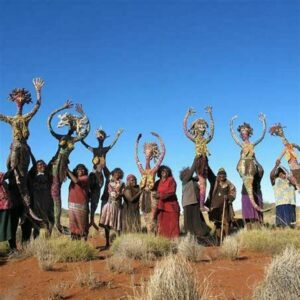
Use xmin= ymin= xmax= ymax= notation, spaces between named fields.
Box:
xmin=0 ymin=234 xmax=271 ymax=300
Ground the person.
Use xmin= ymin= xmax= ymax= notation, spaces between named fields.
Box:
xmin=155 ymin=166 xmax=180 ymax=239
xmin=135 ymin=132 xmax=165 ymax=233
xmin=270 ymin=162 xmax=296 ymax=227
xmin=48 ymin=100 xmax=90 ymax=232
xmin=122 ymin=174 xmax=142 ymax=233
xmin=230 ymin=113 xmax=266 ymax=214
xmin=99 ymin=168 xmax=124 ymax=249
xmin=28 ymin=159 xmax=54 ymax=237
xmin=269 ymin=123 xmax=300 ymax=190
xmin=81 ymin=128 xmax=123 ymax=229
xmin=183 ymin=106 xmax=214 ymax=212
xmin=67 ymin=164 xmax=89 ymax=240
xmin=0 ymin=78 xmax=44 ymax=222
xmin=0 ymin=170 xmax=13 ymax=250
xmin=180 ymin=158 xmax=210 ymax=241
xmin=207 ymin=168 xmax=236 ymax=242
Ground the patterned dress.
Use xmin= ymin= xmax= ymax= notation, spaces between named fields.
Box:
xmin=68 ymin=175 xmax=89 ymax=237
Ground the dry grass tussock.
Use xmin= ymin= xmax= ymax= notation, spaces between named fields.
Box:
xmin=75 ymin=266 xmax=105 ymax=290
xmin=236 ymin=228 xmax=300 ymax=254
xmin=111 ymin=233 xmax=172 ymax=259
xmin=220 ymin=235 xmax=240 ymax=260
xmin=131 ymin=255 xmax=215 ymax=300
xmin=106 ymin=255 xmax=134 ymax=274
xmin=24 ymin=235 xmax=98 ymax=263
xmin=253 ymin=246 xmax=300 ymax=300
xmin=176 ymin=234 xmax=204 ymax=262
xmin=48 ymin=282 xmax=68 ymax=300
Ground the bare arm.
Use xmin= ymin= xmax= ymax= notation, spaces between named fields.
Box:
xmin=228 ymin=181 xmax=236 ymax=202
xmin=24 ymin=78 xmax=44 ymax=120
xmin=124 ymin=188 xmax=142 ymax=203
xmin=81 ymin=139 xmax=93 ymax=152
xmin=73 ymin=104 xmax=90 ymax=142
xmin=109 ymin=128 xmax=123 ymax=149
xmin=67 ymin=169 xmax=78 ymax=184
xmin=135 ymin=133 xmax=144 ymax=174
xmin=152 ymin=132 xmax=166 ymax=173
xmin=230 ymin=115 xmax=242 ymax=147
xmin=205 ymin=106 xmax=214 ymax=143
xmin=254 ymin=113 xmax=267 ymax=146
xmin=47 ymin=100 xmax=73 ymax=140
xmin=270 ymin=161 xmax=280 ymax=186
xmin=183 ymin=108 xmax=196 ymax=142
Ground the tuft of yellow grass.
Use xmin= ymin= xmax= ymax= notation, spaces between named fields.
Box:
xmin=253 ymin=246 xmax=300 ymax=300
xmin=106 ymin=255 xmax=135 ymax=274
xmin=75 ymin=266 xmax=105 ymax=290
xmin=220 ymin=235 xmax=240 ymax=260
xmin=177 ymin=234 xmax=204 ymax=262
xmin=236 ymin=228 xmax=300 ymax=254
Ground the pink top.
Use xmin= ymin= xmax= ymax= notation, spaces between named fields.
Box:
xmin=68 ymin=175 xmax=89 ymax=205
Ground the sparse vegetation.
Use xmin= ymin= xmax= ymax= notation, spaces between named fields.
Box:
xmin=106 ymin=255 xmax=135 ymax=274
xmin=111 ymin=233 xmax=172 ymax=259
xmin=253 ymin=247 xmax=300 ymax=300
xmin=220 ymin=235 xmax=240 ymax=260
xmin=177 ymin=234 xmax=204 ymax=262
xmin=75 ymin=266 xmax=105 ymax=290
xmin=48 ymin=282 xmax=67 ymax=300
xmin=236 ymin=228 xmax=300 ymax=254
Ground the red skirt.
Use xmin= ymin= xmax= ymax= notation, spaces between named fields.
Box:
xmin=157 ymin=205 xmax=180 ymax=239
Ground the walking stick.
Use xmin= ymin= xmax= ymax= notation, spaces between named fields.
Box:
xmin=220 ymin=197 xmax=226 ymax=246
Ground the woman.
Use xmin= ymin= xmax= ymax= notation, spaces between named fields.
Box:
xmin=122 ymin=174 xmax=142 ymax=233
xmin=155 ymin=166 xmax=180 ymax=239
xmin=270 ymin=162 xmax=296 ymax=227
xmin=67 ymin=164 xmax=89 ymax=240
xmin=180 ymin=158 xmax=210 ymax=241
xmin=183 ymin=106 xmax=214 ymax=212
xmin=99 ymin=168 xmax=124 ymax=249
xmin=48 ymin=100 xmax=90 ymax=232
xmin=269 ymin=123 xmax=300 ymax=190
xmin=230 ymin=113 xmax=266 ymax=222
xmin=135 ymin=132 xmax=165 ymax=233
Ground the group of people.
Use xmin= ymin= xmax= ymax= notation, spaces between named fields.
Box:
xmin=0 ymin=78 xmax=299 ymax=254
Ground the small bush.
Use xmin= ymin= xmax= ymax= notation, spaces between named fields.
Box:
xmin=75 ymin=266 xmax=105 ymax=290
xmin=220 ymin=235 xmax=239 ymax=260
xmin=132 ymin=255 xmax=209 ymax=300
xmin=0 ymin=242 xmax=9 ymax=256
xmin=237 ymin=228 xmax=300 ymax=254
xmin=111 ymin=233 xmax=172 ymax=259
xmin=106 ymin=255 xmax=134 ymax=274
xmin=177 ymin=234 xmax=204 ymax=262
xmin=25 ymin=236 xmax=98 ymax=263
xmin=253 ymin=247 xmax=300 ymax=300
xmin=48 ymin=282 xmax=67 ymax=300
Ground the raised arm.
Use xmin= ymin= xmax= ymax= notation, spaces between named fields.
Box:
xmin=270 ymin=160 xmax=280 ymax=186
xmin=67 ymin=168 xmax=79 ymax=184
xmin=180 ymin=157 xmax=198 ymax=184
xmin=24 ymin=78 xmax=44 ymax=120
xmin=205 ymin=106 xmax=214 ymax=143
xmin=135 ymin=133 xmax=144 ymax=174
xmin=183 ymin=108 xmax=196 ymax=142
xmin=109 ymin=128 xmax=123 ymax=149
xmin=47 ymin=100 xmax=73 ymax=140
xmin=230 ymin=115 xmax=242 ymax=147
xmin=73 ymin=104 xmax=90 ymax=142
xmin=254 ymin=113 xmax=267 ymax=146
xmin=0 ymin=114 xmax=12 ymax=124
xmin=152 ymin=132 xmax=166 ymax=172
xmin=292 ymin=143 xmax=300 ymax=152
xmin=81 ymin=139 xmax=93 ymax=152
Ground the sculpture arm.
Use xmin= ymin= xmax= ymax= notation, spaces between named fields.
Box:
xmin=206 ymin=106 xmax=214 ymax=143
xmin=254 ymin=113 xmax=267 ymax=146
xmin=135 ymin=133 xmax=144 ymax=174
xmin=109 ymin=128 xmax=123 ymax=149
xmin=152 ymin=132 xmax=166 ymax=172
xmin=73 ymin=104 xmax=90 ymax=142
xmin=183 ymin=109 xmax=196 ymax=142
xmin=230 ymin=116 xmax=242 ymax=147
xmin=47 ymin=106 xmax=67 ymax=140
xmin=0 ymin=114 xmax=12 ymax=124
xmin=292 ymin=143 xmax=300 ymax=151
xmin=81 ymin=139 xmax=93 ymax=152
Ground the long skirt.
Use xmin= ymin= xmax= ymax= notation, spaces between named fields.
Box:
xmin=0 ymin=210 xmax=12 ymax=242
xmin=242 ymin=191 xmax=263 ymax=222
xmin=184 ymin=204 xmax=210 ymax=237
xmin=276 ymin=204 xmax=296 ymax=227
xmin=100 ymin=200 xmax=121 ymax=231
xmin=157 ymin=210 xmax=180 ymax=238
xmin=68 ymin=202 xmax=89 ymax=237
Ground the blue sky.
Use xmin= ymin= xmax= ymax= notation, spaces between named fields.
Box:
xmin=1 ymin=0 xmax=299 ymax=210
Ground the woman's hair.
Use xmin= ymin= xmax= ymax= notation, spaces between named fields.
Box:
xmin=179 ymin=167 xmax=190 ymax=181
xmin=73 ymin=164 xmax=88 ymax=176
xmin=237 ymin=122 xmax=253 ymax=137
xmin=157 ymin=165 xmax=173 ymax=178
xmin=111 ymin=167 xmax=124 ymax=179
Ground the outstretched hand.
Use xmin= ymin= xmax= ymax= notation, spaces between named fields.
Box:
xmin=64 ymin=100 xmax=73 ymax=109
xmin=205 ymin=106 xmax=212 ymax=114
xmin=258 ymin=112 xmax=266 ymax=122
xmin=137 ymin=133 xmax=142 ymax=141
xmin=187 ymin=107 xmax=196 ymax=116
xmin=75 ymin=103 xmax=84 ymax=114
xmin=33 ymin=78 xmax=44 ymax=92
xmin=231 ymin=115 xmax=238 ymax=121
xmin=151 ymin=131 xmax=160 ymax=138
xmin=117 ymin=128 xmax=124 ymax=136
